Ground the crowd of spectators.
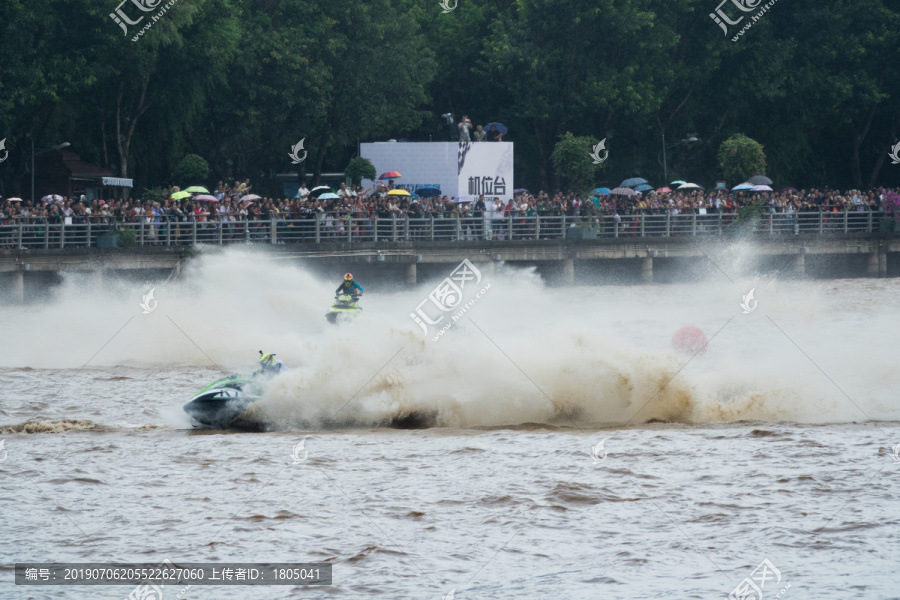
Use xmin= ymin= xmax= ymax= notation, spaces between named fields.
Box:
xmin=1 ymin=180 xmax=896 ymax=248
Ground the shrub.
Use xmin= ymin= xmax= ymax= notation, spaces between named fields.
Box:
xmin=175 ymin=154 xmax=209 ymax=187
xmin=717 ymin=134 xmax=766 ymax=184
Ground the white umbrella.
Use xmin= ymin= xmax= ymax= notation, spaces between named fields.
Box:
xmin=732 ymin=183 xmax=755 ymax=191
xmin=677 ymin=183 xmax=703 ymax=190
xmin=751 ymin=184 xmax=773 ymax=192
xmin=454 ymin=196 xmax=473 ymax=204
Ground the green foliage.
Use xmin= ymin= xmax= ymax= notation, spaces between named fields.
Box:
xmin=142 ymin=187 xmax=168 ymax=204
xmin=1 ymin=0 xmax=899 ymax=196
xmin=551 ymin=132 xmax=602 ymax=194
xmin=175 ymin=154 xmax=209 ymax=187
xmin=718 ymin=134 xmax=767 ymax=184
xmin=120 ymin=228 xmax=137 ymax=248
xmin=345 ymin=156 xmax=376 ymax=186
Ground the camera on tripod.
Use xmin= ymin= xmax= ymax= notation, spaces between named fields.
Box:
xmin=441 ymin=113 xmax=454 ymax=125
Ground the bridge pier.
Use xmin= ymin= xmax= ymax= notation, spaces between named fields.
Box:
xmin=640 ymin=257 xmax=653 ymax=283
xmin=12 ymin=267 xmax=24 ymax=303
xmin=794 ymin=253 xmax=806 ymax=277
xmin=879 ymin=251 xmax=887 ymax=277
xmin=562 ymin=259 xmax=574 ymax=286
xmin=405 ymin=262 xmax=417 ymax=286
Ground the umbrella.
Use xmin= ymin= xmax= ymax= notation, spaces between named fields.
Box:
xmin=592 ymin=187 xmax=612 ymax=195
xmin=454 ymin=196 xmax=473 ymax=204
xmin=620 ymin=177 xmax=649 ymax=188
xmin=309 ymin=186 xmax=332 ymax=198
xmin=656 ymin=187 xmax=672 ymax=193
xmin=318 ymin=192 xmax=340 ymax=200
xmin=670 ymin=180 xmax=687 ymax=186
xmin=193 ymin=194 xmax=219 ymax=202
xmin=42 ymin=194 xmax=64 ymax=202
xmin=241 ymin=194 xmax=262 ymax=202
xmin=485 ymin=122 xmax=508 ymax=135
xmin=610 ymin=187 xmax=637 ymax=196
xmin=171 ymin=191 xmax=192 ymax=200
xmin=379 ymin=171 xmax=402 ymax=180
xmin=751 ymin=185 xmax=773 ymax=192
xmin=748 ymin=175 xmax=773 ymax=185
xmin=184 ymin=186 xmax=209 ymax=194
xmin=634 ymin=184 xmax=654 ymax=192
xmin=387 ymin=189 xmax=411 ymax=196
xmin=732 ymin=183 xmax=755 ymax=191
xmin=514 ymin=188 xmax=529 ymax=194
xmin=415 ymin=186 xmax=441 ymax=197
xmin=6 ymin=197 xmax=22 ymax=202
xmin=677 ymin=183 xmax=704 ymax=190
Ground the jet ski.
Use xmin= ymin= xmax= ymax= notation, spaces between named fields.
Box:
xmin=326 ymin=294 xmax=362 ymax=324
xmin=183 ymin=374 xmax=266 ymax=430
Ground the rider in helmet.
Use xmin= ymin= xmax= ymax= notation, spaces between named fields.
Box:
xmin=335 ymin=272 xmax=364 ymax=300
xmin=256 ymin=351 xmax=287 ymax=377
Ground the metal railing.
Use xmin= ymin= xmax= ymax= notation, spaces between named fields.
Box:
xmin=0 ymin=211 xmax=890 ymax=249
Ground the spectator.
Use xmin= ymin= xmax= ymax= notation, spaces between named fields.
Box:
xmin=487 ymin=124 xmax=502 ymax=142
xmin=473 ymin=125 xmax=487 ymax=142
xmin=458 ymin=115 xmax=472 ymax=142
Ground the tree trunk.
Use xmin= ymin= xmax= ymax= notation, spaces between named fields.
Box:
xmin=867 ymin=108 xmax=897 ymax=189
xmin=115 ymin=75 xmax=152 ymax=200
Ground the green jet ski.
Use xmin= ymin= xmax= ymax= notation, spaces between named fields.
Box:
xmin=183 ymin=374 xmax=266 ymax=430
xmin=326 ymin=293 xmax=362 ymax=324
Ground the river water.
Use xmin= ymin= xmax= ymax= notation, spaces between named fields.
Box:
xmin=1 ymin=249 xmax=898 ymax=599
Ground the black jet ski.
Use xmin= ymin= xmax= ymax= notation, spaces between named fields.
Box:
xmin=183 ymin=374 xmax=266 ymax=430
xmin=326 ymin=294 xmax=362 ymax=324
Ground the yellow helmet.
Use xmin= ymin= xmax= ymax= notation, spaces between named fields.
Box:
xmin=344 ymin=272 xmax=353 ymax=281
xmin=259 ymin=351 xmax=275 ymax=366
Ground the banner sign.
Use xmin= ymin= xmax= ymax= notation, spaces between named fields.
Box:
xmin=361 ymin=142 xmax=513 ymax=202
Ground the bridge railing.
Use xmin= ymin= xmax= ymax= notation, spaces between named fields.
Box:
xmin=0 ymin=210 xmax=889 ymax=249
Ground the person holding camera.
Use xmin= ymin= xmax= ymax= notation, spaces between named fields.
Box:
xmin=458 ymin=115 xmax=472 ymax=142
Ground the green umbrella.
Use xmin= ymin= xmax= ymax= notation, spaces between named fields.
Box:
xmin=171 ymin=191 xmax=192 ymax=200
xmin=184 ymin=186 xmax=210 ymax=193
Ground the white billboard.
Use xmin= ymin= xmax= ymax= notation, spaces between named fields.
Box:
xmin=361 ymin=142 xmax=513 ymax=202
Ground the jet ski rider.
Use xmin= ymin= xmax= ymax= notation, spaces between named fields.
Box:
xmin=335 ymin=272 xmax=363 ymax=300
xmin=256 ymin=351 xmax=287 ymax=377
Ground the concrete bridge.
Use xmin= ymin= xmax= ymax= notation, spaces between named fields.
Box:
xmin=1 ymin=234 xmax=897 ymax=303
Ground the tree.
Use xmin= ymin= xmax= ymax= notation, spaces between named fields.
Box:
xmin=175 ymin=154 xmax=209 ymax=187
xmin=717 ymin=134 xmax=766 ymax=184
xmin=551 ymin=132 xmax=603 ymax=194
xmin=345 ymin=156 xmax=376 ymax=186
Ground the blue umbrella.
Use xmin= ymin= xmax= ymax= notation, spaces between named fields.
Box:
xmin=635 ymin=184 xmax=654 ymax=192
xmin=592 ymin=187 xmax=611 ymax=195
xmin=620 ymin=177 xmax=649 ymax=188
xmin=485 ymin=122 xmax=508 ymax=135
xmin=416 ymin=186 xmax=442 ymax=197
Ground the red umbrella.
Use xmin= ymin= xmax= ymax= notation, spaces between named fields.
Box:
xmin=378 ymin=171 xmax=402 ymax=180
xmin=193 ymin=194 xmax=219 ymax=202
xmin=656 ymin=187 xmax=672 ymax=193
